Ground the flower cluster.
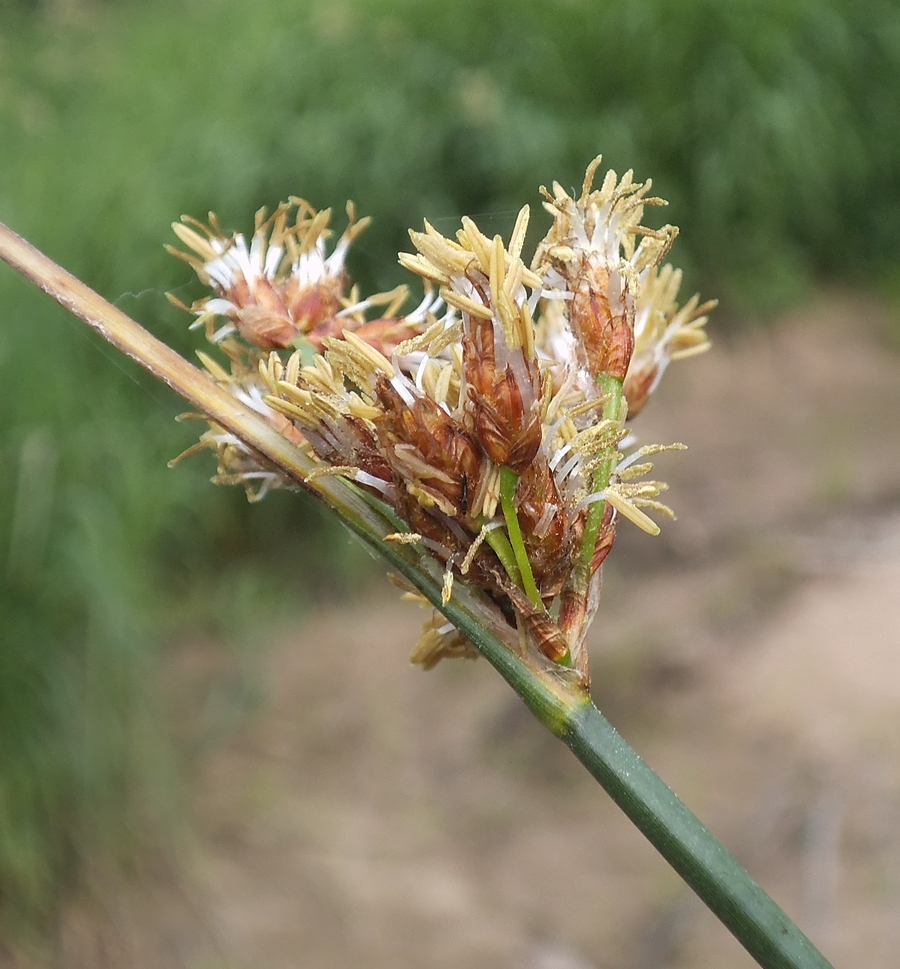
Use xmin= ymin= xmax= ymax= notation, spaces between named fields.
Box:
xmin=169 ymin=158 xmax=713 ymax=681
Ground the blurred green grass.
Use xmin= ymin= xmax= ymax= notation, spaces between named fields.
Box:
xmin=1 ymin=0 xmax=899 ymax=946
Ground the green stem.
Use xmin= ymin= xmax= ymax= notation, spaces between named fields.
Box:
xmin=337 ymin=488 xmax=832 ymax=969
xmin=577 ymin=373 xmax=625 ymax=579
xmin=563 ymin=701 xmax=834 ymax=969
xmin=499 ymin=465 xmax=543 ymax=608
xmin=0 ymin=221 xmax=834 ymax=969
xmin=484 ymin=526 xmax=522 ymax=587
xmin=344 ymin=481 xmax=409 ymax=532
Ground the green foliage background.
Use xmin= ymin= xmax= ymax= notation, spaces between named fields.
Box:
xmin=1 ymin=0 xmax=898 ymax=943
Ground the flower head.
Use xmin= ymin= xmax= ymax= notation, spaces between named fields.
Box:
xmin=534 ymin=158 xmax=676 ymax=381
xmin=171 ymin=158 xmax=713 ymax=681
xmin=168 ymin=199 xmax=408 ymax=351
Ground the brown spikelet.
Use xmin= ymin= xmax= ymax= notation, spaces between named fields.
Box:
xmin=570 ymin=269 xmax=635 ymax=380
xmin=462 ymin=314 xmax=542 ymax=473
xmin=498 ymin=577 xmax=570 ymax=664
xmin=375 ymin=377 xmax=483 ymax=518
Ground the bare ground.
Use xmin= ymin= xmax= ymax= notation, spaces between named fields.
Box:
xmin=36 ymin=292 xmax=900 ymax=967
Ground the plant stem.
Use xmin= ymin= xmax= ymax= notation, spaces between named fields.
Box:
xmin=0 ymin=221 xmax=834 ymax=969
xmin=483 ymin=526 xmax=522 ymax=587
xmin=563 ymin=701 xmax=834 ymax=969
xmin=357 ymin=508 xmax=833 ymax=969
xmin=499 ymin=465 xmax=544 ymax=608
xmin=577 ymin=373 xmax=625 ymax=578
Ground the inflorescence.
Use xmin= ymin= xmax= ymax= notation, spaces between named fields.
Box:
xmin=168 ymin=158 xmax=714 ymax=682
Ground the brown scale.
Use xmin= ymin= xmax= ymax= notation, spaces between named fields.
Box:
xmin=461 ymin=313 xmax=542 ymax=474
xmin=215 ymin=271 xmax=347 ymax=351
xmin=220 ymin=273 xmax=302 ymax=350
xmin=303 ymin=413 xmax=391 ymax=485
xmin=386 ymin=489 xmax=509 ymax=603
xmin=545 ymin=251 xmax=636 ymax=381
xmin=302 ymin=315 xmax=353 ymax=352
xmin=496 ymin=577 xmax=570 ymax=664
xmin=622 ymin=364 xmax=657 ymax=418
xmin=394 ymin=493 xmax=465 ymax=562
xmin=374 ymin=377 xmax=484 ymax=520
xmin=282 ymin=273 xmax=345 ymax=337
xmin=590 ymin=503 xmax=617 ymax=574
xmin=569 ymin=270 xmax=635 ymax=380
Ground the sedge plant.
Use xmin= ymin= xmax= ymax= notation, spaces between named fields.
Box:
xmin=0 ymin=158 xmax=833 ymax=969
